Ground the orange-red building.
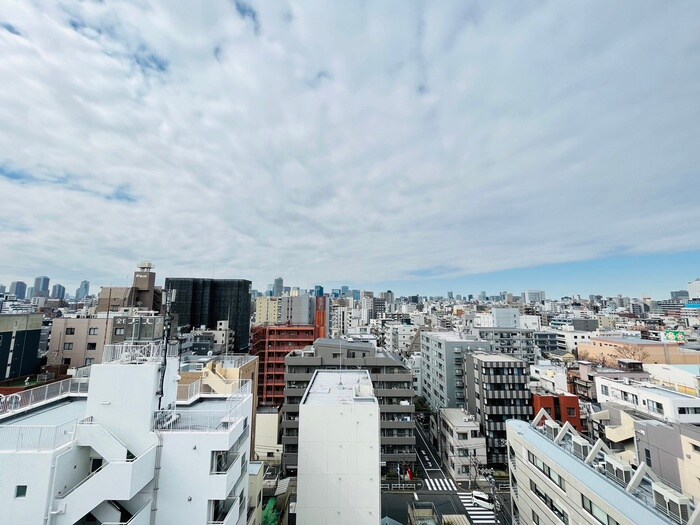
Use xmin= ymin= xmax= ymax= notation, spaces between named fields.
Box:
xmin=531 ymin=388 xmax=583 ymax=432
xmin=250 ymin=324 xmax=316 ymax=407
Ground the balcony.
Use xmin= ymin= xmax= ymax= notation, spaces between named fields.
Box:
xmin=208 ymin=496 xmax=241 ymax=525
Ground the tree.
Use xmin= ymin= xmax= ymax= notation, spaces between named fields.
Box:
xmin=612 ymin=343 xmax=649 ymax=362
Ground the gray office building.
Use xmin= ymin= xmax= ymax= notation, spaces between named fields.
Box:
xmin=472 ymin=327 xmax=538 ymax=364
xmin=34 ymin=275 xmax=50 ymax=298
xmin=465 ymin=352 xmax=532 ymax=465
xmin=282 ymin=338 xmax=415 ymax=475
xmin=419 ymin=332 xmax=490 ymax=410
xmin=51 ymin=284 xmax=66 ymax=301
xmin=9 ymin=281 xmax=27 ymax=300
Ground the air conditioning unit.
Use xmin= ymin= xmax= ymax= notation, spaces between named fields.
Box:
xmin=652 ymin=481 xmax=691 ymax=524
xmin=572 ymin=435 xmax=590 ymax=460
xmin=603 ymin=454 xmax=633 ymax=487
xmin=544 ymin=420 xmax=560 ymax=440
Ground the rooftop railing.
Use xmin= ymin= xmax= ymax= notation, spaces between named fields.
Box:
xmin=102 ymin=342 xmax=177 ymax=364
xmin=155 ymin=380 xmax=251 ymax=433
xmin=0 ymin=419 xmax=77 ymax=451
xmin=0 ymin=377 xmax=89 ymax=418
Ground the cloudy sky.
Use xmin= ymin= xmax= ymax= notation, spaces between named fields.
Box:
xmin=1 ymin=1 xmax=699 ymax=298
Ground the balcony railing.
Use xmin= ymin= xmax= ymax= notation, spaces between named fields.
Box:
xmin=102 ymin=342 xmax=176 ymax=364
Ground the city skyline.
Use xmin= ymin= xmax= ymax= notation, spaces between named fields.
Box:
xmin=2 ymin=249 xmax=699 ymax=301
xmin=2 ymin=2 xmax=700 ymax=304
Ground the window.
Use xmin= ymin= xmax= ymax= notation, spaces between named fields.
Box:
xmin=65 ymin=327 xmax=75 ymax=335
xmin=15 ymin=485 xmax=27 ymax=498
xmin=692 ymin=443 xmax=700 ymax=453
xmin=530 ymin=480 xmax=568 ymax=524
xmin=601 ymin=385 xmax=609 ymax=396
xmin=114 ymin=327 xmax=125 ymax=336
xmin=532 ymin=511 xmax=540 ymax=524
xmin=87 ymin=342 xmax=97 ymax=351
xmin=85 ymin=358 xmax=95 ymax=366
xmin=528 ymin=451 xmax=565 ymax=491
xmin=88 ymin=327 xmax=98 ymax=335
xmin=582 ymin=495 xmax=620 ymax=525
xmin=645 ymin=449 xmax=652 ymax=467
xmin=567 ymin=407 xmax=576 ymax=417
xmin=63 ymin=342 xmax=73 ymax=351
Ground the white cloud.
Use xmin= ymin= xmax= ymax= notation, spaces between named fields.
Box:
xmin=0 ymin=0 xmax=699 ymax=293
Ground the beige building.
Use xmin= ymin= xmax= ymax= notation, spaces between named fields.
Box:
xmin=48 ymin=311 xmax=164 ymax=367
xmin=578 ymin=337 xmax=699 ymax=365
xmin=254 ymin=297 xmax=280 ymax=325
xmin=96 ymin=261 xmax=162 ymax=313
xmin=254 ymin=406 xmax=283 ymax=464
xmin=248 ymin=462 xmax=265 ymax=525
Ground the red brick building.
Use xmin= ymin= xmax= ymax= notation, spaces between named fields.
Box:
xmin=250 ymin=324 xmax=316 ymax=407
xmin=531 ymin=388 xmax=583 ymax=432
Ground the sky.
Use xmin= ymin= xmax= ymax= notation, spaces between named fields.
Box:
xmin=1 ymin=1 xmax=699 ymax=300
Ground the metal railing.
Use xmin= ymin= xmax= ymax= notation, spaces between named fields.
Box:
xmin=102 ymin=342 xmax=176 ymax=364
xmin=0 ymin=419 xmax=77 ymax=450
xmin=0 ymin=377 xmax=88 ymax=417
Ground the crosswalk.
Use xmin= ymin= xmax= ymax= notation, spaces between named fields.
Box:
xmin=457 ymin=493 xmax=498 ymax=524
xmin=423 ymin=477 xmax=458 ymax=491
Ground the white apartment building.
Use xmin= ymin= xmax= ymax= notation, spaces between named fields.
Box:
xmin=507 ymin=414 xmax=700 ymax=525
xmin=0 ymin=341 xmax=253 ymax=525
xmin=438 ymin=408 xmax=486 ymax=482
xmin=384 ymin=322 xmax=418 ymax=355
xmin=296 ymin=370 xmax=380 ymax=524
xmin=595 ymin=377 xmax=700 ymax=424
xmin=405 ymin=353 xmax=422 ymax=396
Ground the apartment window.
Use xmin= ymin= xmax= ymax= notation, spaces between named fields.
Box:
xmin=114 ymin=327 xmax=125 ymax=336
xmin=582 ymin=495 xmax=620 ymax=525
xmin=471 ymin=430 xmax=479 ymax=438
xmin=601 ymin=385 xmax=609 ymax=396
xmin=88 ymin=327 xmax=98 ymax=335
xmin=65 ymin=327 xmax=75 ymax=335
xmin=645 ymin=449 xmax=652 ymax=467
xmin=532 ymin=511 xmax=540 ymax=524
xmin=530 ymin=480 xmax=568 ymax=524
xmin=85 ymin=358 xmax=95 ymax=366
xmin=528 ymin=451 xmax=565 ymax=491
xmin=567 ymin=407 xmax=576 ymax=417
xmin=692 ymin=443 xmax=700 ymax=453
xmin=63 ymin=342 xmax=73 ymax=351
xmin=15 ymin=485 xmax=27 ymax=498
xmin=87 ymin=342 xmax=97 ymax=351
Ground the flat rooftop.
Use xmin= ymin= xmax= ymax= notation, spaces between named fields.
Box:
xmin=441 ymin=408 xmax=479 ymax=428
xmin=472 ymin=352 xmax=524 ymax=363
xmin=508 ymin=419 xmax=677 ymax=524
xmin=590 ymin=337 xmax=671 ymax=345
xmin=301 ymin=370 xmax=375 ymax=406
xmin=422 ymin=331 xmax=469 ymax=341
xmin=4 ymin=399 xmax=86 ymax=426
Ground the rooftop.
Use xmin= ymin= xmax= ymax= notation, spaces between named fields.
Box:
xmin=301 ymin=370 xmax=376 ymax=406
xmin=471 ymin=352 xmax=525 ymax=363
xmin=441 ymin=408 xmax=479 ymax=428
xmin=509 ymin=418 xmax=691 ymax=524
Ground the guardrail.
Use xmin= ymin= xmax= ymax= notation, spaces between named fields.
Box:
xmin=0 ymin=419 xmax=77 ymax=450
xmin=0 ymin=377 xmax=88 ymax=417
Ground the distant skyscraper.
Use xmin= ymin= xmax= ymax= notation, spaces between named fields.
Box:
xmin=671 ymin=290 xmax=689 ymax=303
xmin=75 ymin=280 xmax=90 ymax=301
xmin=272 ymin=277 xmax=283 ymax=297
xmin=33 ymin=276 xmax=50 ymax=298
xmin=0 ymin=284 xmax=5 ymax=294
xmin=26 ymin=286 xmax=35 ymax=299
xmin=164 ymin=278 xmax=252 ymax=351
xmin=313 ymin=285 xmax=324 ymax=297
xmin=341 ymin=285 xmax=349 ymax=296
xmin=50 ymin=284 xmax=66 ymax=300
